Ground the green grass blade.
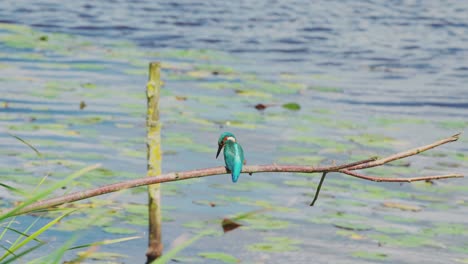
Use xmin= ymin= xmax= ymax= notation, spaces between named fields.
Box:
xmin=0 ymin=245 xmax=16 ymax=259
xmin=1 ymin=243 xmax=44 ymax=264
xmin=0 ymin=210 xmax=75 ymax=261
xmin=152 ymin=230 xmax=217 ymax=264
xmin=230 ymin=209 xmax=267 ymax=221
xmin=0 ymin=163 xmax=100 ymax=220
xmin=0 ymin=218 xmax=16 ymax=240
xmin=0 ymin=183 xmax=27 ymax=196
xmin=66 ymin=236 xmax=140 ymax=263
xmin=8 ymin=217 xmax=41 ymax=250
xmin=67 ymin=236 xmax=141 ymax=251
xmin=29 ymin=235 xmax=79 ymax=264
xmin=8 ymin=133 xmax=41 ymax=157
xmin=3 ymin=227 xmax=44 ymax=243
xmin=8 ymin=132 xmax=53 ymax=191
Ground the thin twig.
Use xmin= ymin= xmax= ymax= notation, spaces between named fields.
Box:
xmin=322 ymin=157 xmax=377 ymax=172
xmin=340 ymin=169 xmax=463 ymax=182
xmin=310 ymin=172 xmax=327 ymax=206
xmin=347 ymin=133 xmax=461 ymax=171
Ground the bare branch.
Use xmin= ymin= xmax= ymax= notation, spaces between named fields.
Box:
xmin=4 ymin=134 xmax=463 ymax=216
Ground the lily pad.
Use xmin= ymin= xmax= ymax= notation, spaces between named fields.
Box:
xmin=198 ymin=252 xmax=239 ymax=263
xmin=382 ymin=202 xmax=422 ymax=212
xmin=183 ymin=220 xmax=209 ymax=230
xmin=352 ymin=251 xmax=388 ymax=261
xmin=422 ymin=223 xmax=468 ymax=236
xmin=243 ymin=215 xmax=292 ymax=231
xmin=346 ymin=134 xmax=397 ymax=148
xmin=282 ymin=102 xmax=301 ymax=111
xmin=236 ymin=90 xmax=272 ymax=98
xmin=76 ymin=251 xmax=128 ymax=260
xmin=103 ymin=227 xmax=137 ymax=235
xmin=336 ymin=230 xmax=366 ymax=240
xmin=247 ymin=236 xmax=301 ymax=252
xmin=436 ymin=120 xmax=467 ymax=129
xmin=277 ymin=155 xmax=324 ymax=165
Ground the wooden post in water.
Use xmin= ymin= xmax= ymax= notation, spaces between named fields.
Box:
xmin=145 ymin=62 xmax=163 ymax=263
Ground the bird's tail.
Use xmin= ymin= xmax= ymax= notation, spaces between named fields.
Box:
xmin=231 ymin=166 xmax=242 ymax=183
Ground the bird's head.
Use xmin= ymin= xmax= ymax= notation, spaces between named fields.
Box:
xmin=216 ymin=132 xmax=237 ymax=158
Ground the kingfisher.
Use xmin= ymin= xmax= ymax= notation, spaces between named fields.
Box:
xmin=216 ymin=132 xmax=245 ymax=183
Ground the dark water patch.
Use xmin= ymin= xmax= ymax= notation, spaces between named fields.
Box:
xmin=302 ymin=35 xmax=328 ymax=41
xmin=275 ymin=38 xmax=305 ymax=45
xmin=342 ymin=49 xmax=374 ymax=56
xmin=198 ymin=38 xmax=224 ymax=44
xmin=364 ymin=56 xmax=399 ymax=62
xmin=243 ymin=39 xmax=260 ymax=45
xmin=264 ymin=48 xmax=309 ymax=54
xmin=301 ymin=27 xmax=334 ymax=33
xmin=272 ymin=57 xmax=307 ymax=63
xmin=316 ymin=62 xmax=343 ymax=67
xmin=71 ymin=25 xmax=138 ymax=32
xmin=31 ymin=23 xmax=62 ymax=29
xmin=401 ymin=45 xmax=420 ymax=50
xmin=173 ymin=20 xmax=205 ymax=27
xmin=381 ymin=74 xmax=407 ymax=80
xmin=429 ymin=21 xmax=468 ymax=29
xmin=0 ymin=20 xmax=17 ymax=26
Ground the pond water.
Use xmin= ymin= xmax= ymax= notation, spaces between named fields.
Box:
xmin=0 ymin=1 xmax=467 ymax=263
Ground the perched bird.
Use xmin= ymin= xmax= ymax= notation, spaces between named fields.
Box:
xmin=216 ymin=132 xmax=245 ymax=183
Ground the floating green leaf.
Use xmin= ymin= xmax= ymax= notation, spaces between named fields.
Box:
xmin=352 ymin=251 xmax=388 ymax=260
xmin=336 ymin=230 xmax=366 ymax=240
xmin=277 ymin=155 xmax=324 ymax=165
xmin=282 ymin=102 xmax=301 ymax=111
xmin=199 ymin=252 xmax=238 ymax=263
xmin=243 ymin=215 xmax=291 ymax=231
xmin=382 ymin=202 xmax=422 ymax=212
xmin=422 ymin=223 xmax=468 ymax=236
xmin=436 ymin=120 xmax=467 ymax=129
xmin=346 ymin=133 xmax=397 ymax=148
xmin=103 ymin=227 xmax=137 ymax=235
xmin=153 ymin=230 xmax=218 ymax=264
xmin=247 ymin=236 xmax=301 ymax=252
xmin=76 ymin=251 xmax=128 ymax=260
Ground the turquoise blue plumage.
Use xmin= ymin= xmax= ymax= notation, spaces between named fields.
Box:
xmin=216 ymin=132 xmax=245 ymax=182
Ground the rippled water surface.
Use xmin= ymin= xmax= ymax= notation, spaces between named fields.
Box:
xmin=0 ymin=1 xmax=467 ymax=263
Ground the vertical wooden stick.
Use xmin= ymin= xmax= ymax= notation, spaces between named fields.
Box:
xmin=145 ymin=62 xmax=163 ymax=262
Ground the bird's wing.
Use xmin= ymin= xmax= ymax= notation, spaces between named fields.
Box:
xmin=224 ymin=142 xmax=244 ymax=182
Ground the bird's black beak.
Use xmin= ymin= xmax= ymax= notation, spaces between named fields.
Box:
xmin=216 ymin=144 xmax=223 ymax=158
